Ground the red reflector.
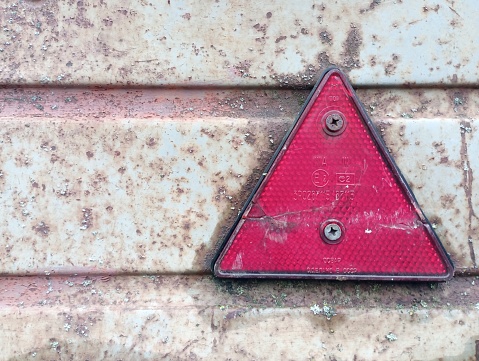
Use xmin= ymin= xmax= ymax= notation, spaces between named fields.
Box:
xmin=213 ymin=68 xmax=454 ymax=281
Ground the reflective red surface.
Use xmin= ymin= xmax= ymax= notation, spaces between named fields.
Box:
xmin=216 ymin=69 xmax=452 ymax=280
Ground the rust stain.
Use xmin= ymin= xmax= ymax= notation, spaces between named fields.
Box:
xmin=319 ymin=30 xmax=333 ymax=45
xmin=233 ymin=61 xmax=253 ymax=78
xmin=475 ymin=339 xmax=479 ymax=361
xmin=459 ymin=120 xmax=478 ymax=268
xmin=317 ymin=52 xmax=334 ymax=70
xmin=360 ymin=0 xmax=382 ymax=14
xmin=0 ymin=88 xmax=306 ymax=120
xmin=33 ymin=221 xmax=50 ymax=237
xmin=253 ymin=23 xmax=268 ymax=35
xmin=341 ymin=26 xmax=363 ymax=71
xmin=384 ymin=54 xmax=401 ymax=76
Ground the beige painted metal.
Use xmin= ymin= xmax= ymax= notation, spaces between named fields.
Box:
xmin=0 ymin=275 xmax=478 ymax=360
xmin=1 ymin=1 xmax=479 ymax=359
xmin=385 ymin=119 xmax=478 ymax=273
xmin=0 ymin=116 xmax=274 ymax=275
xmin=0 ymin=87 xmax=478 ymax=275
xmin=0 ymin=0 xmax=478 ymax=87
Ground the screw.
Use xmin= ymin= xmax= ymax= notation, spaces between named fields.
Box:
xmin=320 ymin=220 xmax=345 ymax=244
xmin=325 ymin=113 xmax=344 ymax=132
xmin=324 ymin=223 xmax=342 ymax=241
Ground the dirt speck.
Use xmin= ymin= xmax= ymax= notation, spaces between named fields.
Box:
xmin=318 ymin=52 xmax=334 ymax=70
xmin=385 ymin=54 xmax=400 ymax=75
xmin=146 ymin=138 xmax=157 ymax=147
xmin=253 ymin=23 xmax=267 ymax=35
xmin=33 ymin=222 xmax=50 ymax=237
xmin=440 ymin=194 xmax=456 ymax=208
xmin=234 ymin=61 xmax=252 ymax=78
xmin=360 ymin=0 xmax=382 ymax=14
xmin=80 ymin=208 xmax=93 ymax=230
xmin=319 ymin=31 xmax=332 ymax=45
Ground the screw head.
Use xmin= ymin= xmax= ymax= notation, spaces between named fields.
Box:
xmin=326 ymin=113 xmax=344 ymax=131
xmin=322 ymin=111 xmax=346 ymax=136
xmin=324 ymin=223 xmax=341 ymax=241
xmin=320 ymin=219 xmax=345 ymax=244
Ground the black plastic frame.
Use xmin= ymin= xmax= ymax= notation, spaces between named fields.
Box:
xmin=212 ymin=67 xmax=454 ymax=281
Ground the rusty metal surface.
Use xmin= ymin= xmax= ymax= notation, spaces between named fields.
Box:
xmin=0 ymin=1 xmax=478 ymax=87
xmin=0 ymin=275 xmax=478 ymax=360
xmin=384 ymin=119 xmax=478 ymax=274
xmin=0 ymin=87 xmax=477 ymax=275
xmin=0 ymin=116 xmax=275 ymax=275
xmin=1 ymin=1 xmax=478 ymax=359
xmin=362 ymin=88 xmax=479 ymax=273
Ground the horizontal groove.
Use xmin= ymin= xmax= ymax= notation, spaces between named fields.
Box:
xmin=1 ymin=83 xmax=479 ymax=91
xmin=455 ymin=268 xmax=479 ymax=276
xmin=0 ymin=269 xmax=475 ymax=277
xmin=0 ymin=274 xmax=477 ymax=310
xmin=0 ymin=270 xmax=212 ymax=277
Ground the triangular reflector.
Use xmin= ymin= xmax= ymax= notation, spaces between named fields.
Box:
xmin=213 ymin=68 xmax=454 ymax=281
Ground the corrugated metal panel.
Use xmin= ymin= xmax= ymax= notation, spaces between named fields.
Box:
xmin=0 ymin=87 xmax=477 ymax=275
xmin=0 ymin=0 xmax=478 ymax=87
xmin=1 ymin=276 xmax=478 ymax=360
xmin=0 ymin=1 xmax=478 ymax=360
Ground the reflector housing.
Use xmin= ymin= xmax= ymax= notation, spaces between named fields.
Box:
xmin=213 ymin=68 xmax=454 ymax=281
